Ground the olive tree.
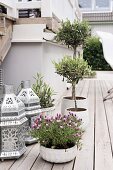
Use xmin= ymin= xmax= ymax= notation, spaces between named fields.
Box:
xmin=56 ymin=19 xmax=91 ymax=58
xmin=53 ymin=56 xmax=91 ymax=107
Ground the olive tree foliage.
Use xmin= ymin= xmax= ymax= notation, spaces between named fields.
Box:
xmin=53 ymin=56 xmax=91 ymax=107
xmin=56 ymin=19 xmax=91 ymax=58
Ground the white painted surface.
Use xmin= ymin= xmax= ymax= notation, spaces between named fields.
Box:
xmin=51 ymin=0 xmax=75 ymax=21
xmin=12 ymin=24 xmax=46 ymax=42
xmin=2 ymin=42 xmax=73 ymax=102
xmin=15 ymin=1 xmax=41 ymax=10
xmin=41 ymin=42 xmax=73 ymax=101
xmin=0 ymin=0 xmax=81 ymax=21
xmin=61 ymin=97 xmax=87 ymax=114
xmin=0 ymin=0 xmax=14 ymax=8
xmin=95 ymin=71 xmax=113 ymax=80
xmin=40 ymin=145 xmax=78 ymax=163
xmin=0 ymin=0 xmax=16 ymax=17
xmin=41 ymin=0 xmax=52 ymax=17
xmin=43 ymin=32 xmax=56 ymax=41
xmin=91 ymin=24 xmax=113 ymax=35
xmin=96 ymin=31 xmax=113 ymax=68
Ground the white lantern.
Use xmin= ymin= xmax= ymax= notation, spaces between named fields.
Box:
xmin=18 ymin=80 xmax=42 ymax=144
xmin=0 ymin=85 xmax=27 ymax=160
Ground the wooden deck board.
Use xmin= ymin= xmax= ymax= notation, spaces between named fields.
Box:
xmin=0 ymin=160 xmax=15 ymax=170
xmin=1 ymin=78 xmax=113 ymax=170
xmin=11 ymin=143 xmax=40 ymax=170
xmin=31 ymin=155 xmax=53 ymax=170
xmin=100 ymin=80 xmax=113 ymax=152
xmin=52 ymin=160 xmax=74 ymax=170
xmin=9 ymin=145 xmax=34 ymax=170
xmin=95 ymin=80 xmax=113 ymax=170
xmin=74 ymin=80 xmax=95 ymax=170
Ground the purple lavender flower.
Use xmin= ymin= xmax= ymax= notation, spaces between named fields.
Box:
xmin=63 ymin=117 xmax=67 ymax=122
xmin=40 ymin=115 xmax=42 ymax=118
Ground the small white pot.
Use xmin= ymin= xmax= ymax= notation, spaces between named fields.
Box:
xmin=61 ymin=96 xmax=87 ymax=114
xmin=41 ymin=106 xmax=55 ymax=118
xmin=40 ymin=145 xmax=77 ymax=163
xmin=66 ymin=108 xmax=89 ymax=129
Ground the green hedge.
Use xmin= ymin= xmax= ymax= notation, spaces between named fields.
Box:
xmin=83 ymin=36 xmax=112 ymax=70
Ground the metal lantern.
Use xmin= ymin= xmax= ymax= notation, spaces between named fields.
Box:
xmin=0 ymin=85 xmax=28 ymax=160
xmin=18 ymin=80 xmax=42 ymax=144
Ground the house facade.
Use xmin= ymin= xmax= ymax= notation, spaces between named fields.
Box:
xmin=0 ymin=0 xmax=81 ymax=21
xmin=0 ymin=0 xmax=81 ymax=102
xmin=78 ymin=0 xmax=113 ymax=35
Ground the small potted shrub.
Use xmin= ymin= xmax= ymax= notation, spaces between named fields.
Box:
xmin=32 ymin=73 xmax=55 ymax=117
xmin=31 ymin=113 xmax=84 ymax=163
xmin=53 ymin=56 xmax=91 ymax=128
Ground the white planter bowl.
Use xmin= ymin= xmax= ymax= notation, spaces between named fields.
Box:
xmin=40 ymin=145 xmax=77 ymax=163
xmin=61 ymin=96 xmax=87 ymax=114
xmin=66 ymin=108 xmax=89 ymax=129
xmin=41 ymin=106 xmax=55 ymax=118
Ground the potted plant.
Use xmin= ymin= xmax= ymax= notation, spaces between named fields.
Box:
xmin=53 ymin=56 xmax=91 ymax=128
xmin=31 ymin=113 xmax=84 ymax=163
xmin=53 ymin=20 xmax=91 ymax=128
xmin=32 ymin=73 xmax=55 ymax=117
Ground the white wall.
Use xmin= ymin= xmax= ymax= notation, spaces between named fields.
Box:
xmin=12 ymin=24 xmax=46 ymax=42
xmin=0 ymin=0 xmax=16 ymax=17
xmin=2 ymin=42 xmax=73 ymax=101
xmin=0 ymin=0 xmax=13 ymax=8
xmin=91 ymin=23 xmax=113 ymax=35
xmin=51 ymin=0 xmax=75 ymax=21
xmin=0 ymin=0 xmax=80 ymax=21
xmin=15 ymin=1 xmax=41 ymax=10
xmin=41 ymin=0 xmax=52 ymax=17
xmin=42 ymin=42 xmax=73 ymax=101
xmin=16 ymin=0 xmax=75 ymax=21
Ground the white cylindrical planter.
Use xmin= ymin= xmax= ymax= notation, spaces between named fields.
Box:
xmin=41 ymin=106 xmax=55 ymax=118
xmin=66 ymin=108 xmax=89 ymax=129
xmin=61 ymin=96 xmax=87 ymax=114
xmin=40 ymin=145 xmax=77 ymax=163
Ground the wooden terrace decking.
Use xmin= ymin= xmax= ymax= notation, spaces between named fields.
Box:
xmin=1 ymin=72 xmax=113 ymax=170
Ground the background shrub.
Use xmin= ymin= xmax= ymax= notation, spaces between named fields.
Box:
xmin=83 ymin=36 xmax=112 ymax=70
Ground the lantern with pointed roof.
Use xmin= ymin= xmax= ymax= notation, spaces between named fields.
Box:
xmin=18 ymin=80 xmax=42 ymax=144
xmin=0 ymin=85 xmax=28 ymax=160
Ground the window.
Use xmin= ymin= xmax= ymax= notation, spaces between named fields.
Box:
xmin=95 ymin=0 xmax=110 ymax=8
xmin=18 ymin=9 xmax=41 ymax=18
xmin=0 ymin=5 xmax=7 ymax=14
xmin=78 ymin=0 xmax=111 ymax=10
xmin=79 ymin=0 xmax=92 ymax=8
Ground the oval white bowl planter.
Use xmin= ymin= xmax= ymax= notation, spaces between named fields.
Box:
xmin=66 ymin=108 xmax=89 ymax=129
xmin=41 ymin=106 xmax=55 ymax=118
xmin=61 ymin=96 xmax=87 ymax=114
xmin=40 ymin=145 xmax=78 ymax=163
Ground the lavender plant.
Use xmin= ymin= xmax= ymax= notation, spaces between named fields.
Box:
xmin=31 ymin=113 xmax=84 ymax=149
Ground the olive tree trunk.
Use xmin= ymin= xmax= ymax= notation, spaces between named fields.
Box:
xmin=72 ymin=82 xmax=77 ymax=108
xmin=73 ymin=46 xmax=77 ymax=58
